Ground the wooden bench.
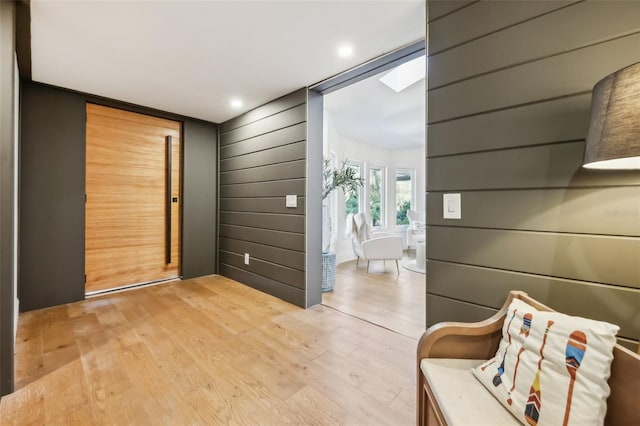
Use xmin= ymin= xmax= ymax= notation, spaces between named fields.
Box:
xmin=417 ymin=291 xmax=640 ymax=426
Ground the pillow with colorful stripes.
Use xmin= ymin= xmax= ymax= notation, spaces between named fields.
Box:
xmin=471 ymin=297 xmax=619 ymax=425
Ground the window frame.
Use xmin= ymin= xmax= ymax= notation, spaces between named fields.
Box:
xmin=368 ymin=164 xmax=386 ymax=229
xmin=394 ymin=167 xmax=414 ymax=227
xmin=344 ymin=160 xmax=364 ymax=218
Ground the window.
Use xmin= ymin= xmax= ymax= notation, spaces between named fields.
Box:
xmin=395 ymin=168 xmax=413 ymax=226
xmin=369 ymin=165 xmax=385 ymax=228
xmin=329 ymin=152 xmax=338 ymax=242
xmin=344 ymin=161 xmax=363 ymax=217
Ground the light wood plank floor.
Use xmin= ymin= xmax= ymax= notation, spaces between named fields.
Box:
xmin=1 ymin=275 xmax=416 ymax=425
xmin=323 ymin=257 xmax=426 ymax=339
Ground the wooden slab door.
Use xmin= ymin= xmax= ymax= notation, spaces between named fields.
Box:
xmin=85 ymin=104 xmax=181 ymax=293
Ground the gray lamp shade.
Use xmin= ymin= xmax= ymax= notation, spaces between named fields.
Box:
xmin=583 ymin=61 xmax=640 ymax=169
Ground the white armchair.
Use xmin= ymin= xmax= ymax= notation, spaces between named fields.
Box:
xmin=406 ymin=209 xmax=426 ymax=248
xmin=346 ymin=213 xmax=403 ymax=274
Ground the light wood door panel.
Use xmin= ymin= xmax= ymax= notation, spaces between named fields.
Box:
xmin=86 ymin=104 xmax=181 ymax=292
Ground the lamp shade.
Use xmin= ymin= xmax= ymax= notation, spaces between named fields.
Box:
xmin=583 ymin=61 xmax=640 ymax=170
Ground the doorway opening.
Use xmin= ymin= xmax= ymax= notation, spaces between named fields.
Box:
xmin=85 ymin=104 xmax=182 ymax=295
xmin=310 ymin=40 xmax=426 ymax=338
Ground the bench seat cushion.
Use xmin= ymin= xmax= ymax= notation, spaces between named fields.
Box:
xmin=421 ymin=358 xmax=520 ymax=425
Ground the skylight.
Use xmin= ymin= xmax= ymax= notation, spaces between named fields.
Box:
xmin=379 ymin=55 xmax=426 ymax=92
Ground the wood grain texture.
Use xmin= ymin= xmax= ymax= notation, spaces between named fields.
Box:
xmin=2 ymin=276 xmax=416 ymax=424
xmin=85 ymin=104 xmax=181 ymax=292
xmin=323 ymin=258 xmax=426 ymax=340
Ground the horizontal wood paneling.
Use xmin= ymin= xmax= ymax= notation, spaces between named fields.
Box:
xmin=220 ymin=104 xmax=305 ymax=146
xmin=219 ymin=225 xmax=304 ymax=253
xmin=430 ymin=1 xmax=640 ymax=87
xmin=428 ymin=32 xmax=640 ymax=123
xmin=220 ymin=123 xmax=306 ymax=159
xmin=220 ymin=197 xmax=305 ymax=215
xmin=219 ymin=88 xmax=308 ymax=308
xmin=428 ymin=226 xmax=640 ymax=288
xmin=429 ymin=0 xmax=575 ymax=55
xmin=219 ymin=159 xmax=306 ymax=185
xmin=219 ymin=251 xmax=304 ymax=289
xmin=428 ymin=0 xmax=475 ymax=22
xmin=427 ymin=292 xmax=639 ymax=350
xmin=220 ymin=141 xmax=306 ymax=172
xmin=220 ymin=89 xmax=306 ymax=134
xmin=617 ymin=337 xmax=640 ymax=352
xmin=219 ymin=264 xmax=305 ymax=307
xmin=220 ymin=179 xmax=305 ymax=198
xmin=219 ymin=212 xmax=304 ymax=234
xmin=427 ymin=260 xmax=640 ymax=339
xmin=427 ymin=141 xmax=640 ymax=191
xmin=219 ymin=237 xmax=304 ymax=271
xmin=427 ymin=93 xmax=590 ymax=157
xmin=426 ymin=294 xmax=497 ymax=327
xmin=426 ymin=0 xmax=640 ymax=346
xmin=427 ymin=187 xmax=640 ymax=236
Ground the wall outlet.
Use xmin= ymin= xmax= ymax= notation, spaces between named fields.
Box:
xmin=244 ymin=253 xmax=250 ymax=265
xmin=286 ymin=195 xmax=297 ymax=208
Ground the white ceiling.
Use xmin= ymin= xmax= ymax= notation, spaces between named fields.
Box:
xmin=30 ymin=0 xmax=425 ymax=124
xmin=324 ymin=63 xmax=425 ymax=149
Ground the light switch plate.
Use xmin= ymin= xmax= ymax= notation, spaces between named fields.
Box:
xmin=286 ymin=195 xmax=297 ymax=208
xmin=443 ymin=193 xmax=461 ymax=219
xmin=244 ymin=253 xmax=250 ymax=265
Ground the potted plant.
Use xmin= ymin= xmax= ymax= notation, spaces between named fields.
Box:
xmin=322 ymin=158 xmax=364 ymax=252
xmin=321 ymin=158 xmax=364 ymax=292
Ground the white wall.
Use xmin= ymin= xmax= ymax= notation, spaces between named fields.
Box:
xmin=324 ymin=112 xmax=425 ymax=264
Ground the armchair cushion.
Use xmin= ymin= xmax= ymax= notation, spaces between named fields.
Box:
xmin=421 ymin=359 xmax=520 ymax=426
xmin=472 ymin=298 xmax=619 ymax=426
xmin=361 ymin=236 xmax=403 ymax=261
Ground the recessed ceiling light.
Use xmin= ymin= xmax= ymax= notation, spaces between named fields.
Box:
xmin=379 ymin=55 xmax=426 ymax=93
xmin=230 ymin=98 xmax=242 ymax=108
xmin=337 ymin=44 xmax=354 ymax=58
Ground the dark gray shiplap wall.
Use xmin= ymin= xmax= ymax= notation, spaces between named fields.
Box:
xmin=219 ymin=89 xmax=308 ymax=308
xmin=0 ymin=0 xmax=16 ymax=396
xmin=426 ymin=0 xmax=640 ymax=349
xmin=20 ymin=82 xmax=218 ymax=311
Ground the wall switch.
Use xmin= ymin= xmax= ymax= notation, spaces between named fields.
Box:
xmin=443 ymin=193 xmax=461 ymax=219
xmin=244 ymin=253 xmax=250 ymax=265
xmin=286 ymin=195 xmax=297 ymax=208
